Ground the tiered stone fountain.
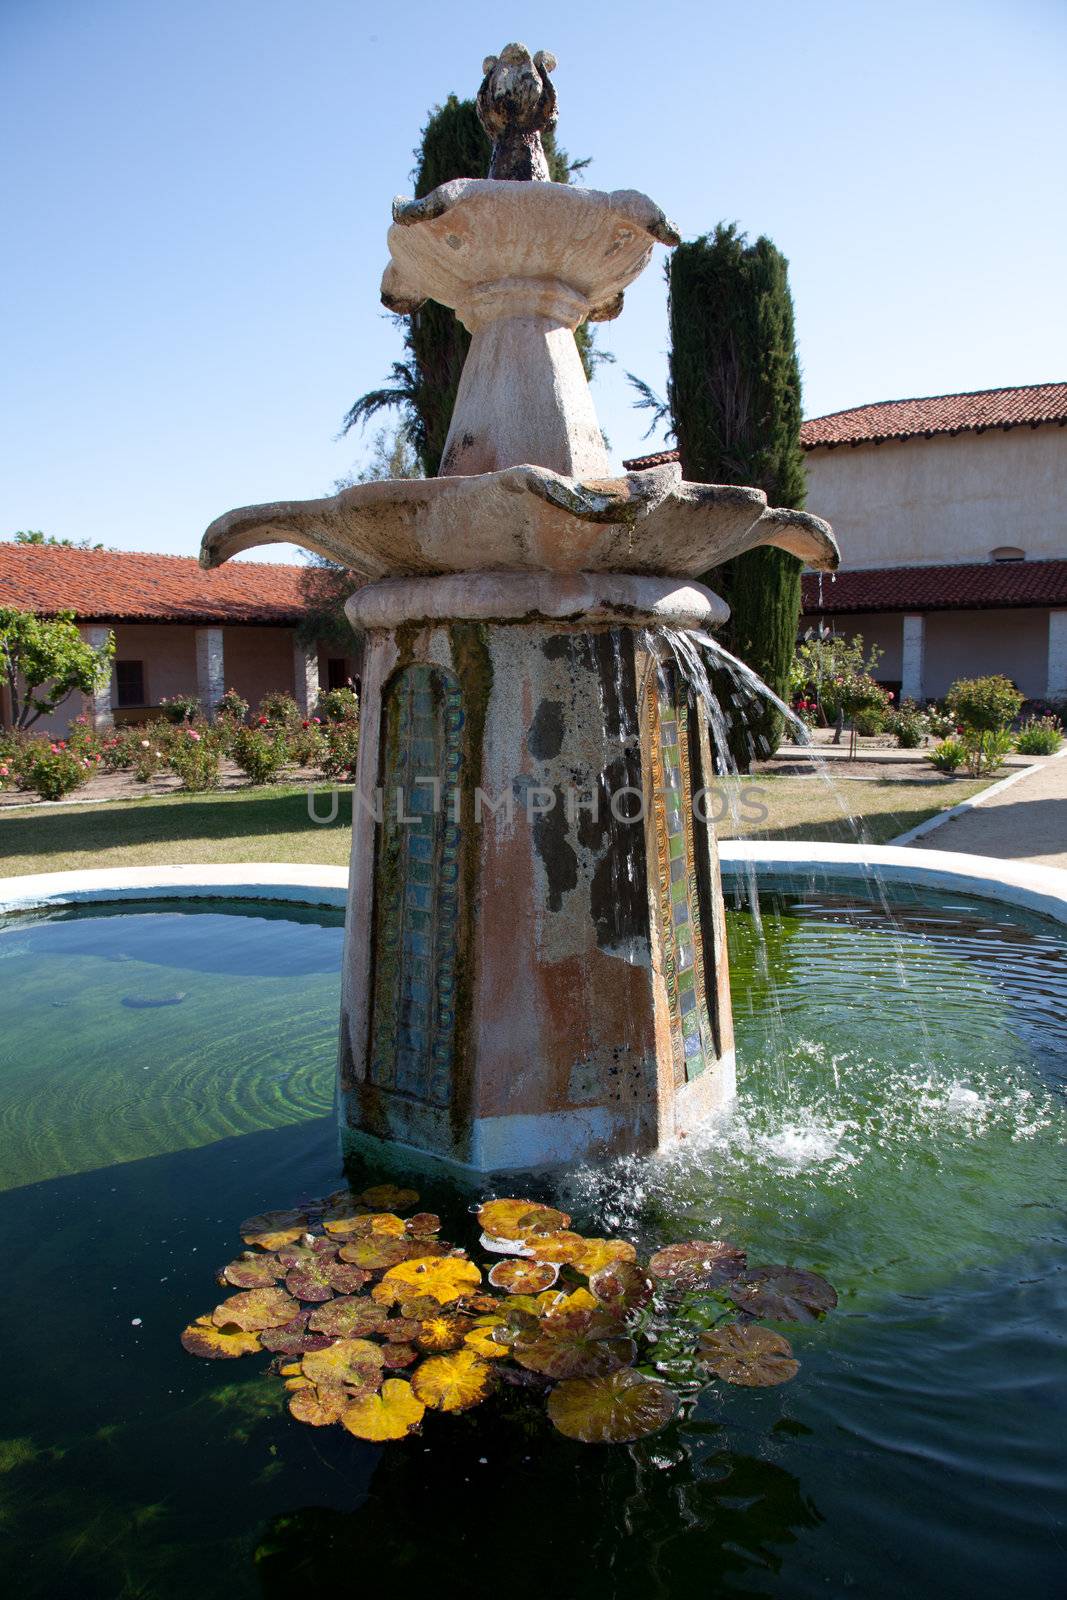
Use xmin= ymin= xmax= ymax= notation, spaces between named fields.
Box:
xmin=202 ymin=44 xmax=838 ymax=1174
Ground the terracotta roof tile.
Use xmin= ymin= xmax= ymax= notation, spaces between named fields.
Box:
xmin=622 ymin=449 xmax=681 ymax=471
xmin=800 ymin=383 xmax=1067 ymax=450
xmin=0 ymin=545 xmax=312 ymax=625
xmin=800 ymin=559 xmax=1067 ymax=615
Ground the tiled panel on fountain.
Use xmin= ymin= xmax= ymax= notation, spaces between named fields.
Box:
xmin=369 ymin=664 xmax=464 ymax=1107
xmin=648 ymin=665 xmax=716 ymax=1084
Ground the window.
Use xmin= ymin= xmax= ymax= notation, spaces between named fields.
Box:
xmin=115 ymin=660 xmax=146 ymax=707
xmin=990 ymin=546 xmax=1025 ymax=562
xmin=327 ymin=657 xmax=349 ymax=691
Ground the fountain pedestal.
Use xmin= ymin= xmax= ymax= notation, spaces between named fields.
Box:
xmin=339 ymin=574 xmax=735 ymax=1170
xmin=201 ymin=41 xmax=837 ymax=1175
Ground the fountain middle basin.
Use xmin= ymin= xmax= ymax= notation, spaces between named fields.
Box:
xmin=1 ymin=879 xmax=1064 ymax=1595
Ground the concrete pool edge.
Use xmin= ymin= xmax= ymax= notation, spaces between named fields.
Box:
xmin=1 ymin=845 xmax=1066 ymax=926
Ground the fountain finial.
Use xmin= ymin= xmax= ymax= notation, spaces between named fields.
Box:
xmin=477 ymin=43 xmax=558 ymax=181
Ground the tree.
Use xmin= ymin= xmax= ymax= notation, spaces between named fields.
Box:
xmin=11 ymin=530 xmax=106 ymax=550
xmin=343 ymin=95 xmax=601 ymax=474
xmin=659 ymin=224 xmax=808 ymax=766
xmin=0 ymin=608 xmax=114 ymax=728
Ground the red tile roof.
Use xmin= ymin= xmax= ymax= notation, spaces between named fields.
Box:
xmin=801 ymin=559 xmax=1067 ymax=615
xmin=800 ymin=383 xmax=1067 ymax=450
xmin=622 ymin=449 xmax=681 ymax=471
xmin=0 ymin=545 xmax=311 ymax=625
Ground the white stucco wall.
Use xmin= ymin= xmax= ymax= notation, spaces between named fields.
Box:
xmin=803 ymin=424 xmax=1067 ymax=569
xmin=222 ymin=626 xmax=298 ymax=711
xmin=922 ymin=608 xmax=1049 ymax=699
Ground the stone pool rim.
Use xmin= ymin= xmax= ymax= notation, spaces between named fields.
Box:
xmin=1 ymin=845 xmax=1066 ymax=927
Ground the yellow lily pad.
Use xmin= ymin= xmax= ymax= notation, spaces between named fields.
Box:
xmin=568 ymin=1238 xmax=638 ymax=1278
xmin=239 ymin=1209 xmax=308 ymax=1251
xmin=524 ymin=1231 xmax=590 ymax=1265
xmin=378 ymin=1255 xmax=482 ymax=1307
xmin=696 ymin=1324 xmax=799 ymax=1387
xmin=211 ymin=1288 xmax=300 ymax=1331
xmin=415 ymin=1313 xmax=474 ymax=1352
xmin=541 ymin=1287 xmax=598 ymax=1318
xmin=289 ymin=1383 xmax=353 ymax=1426
xmin=463 ymin=1326 xmax=510 ymax=1361
xmin=301 ymin=1338 xmax=385 ymax=1389
xmin=412 ymin=1349 xmax=494 ymax=1412
xmin=487 ymin=1258 xmax=559 ymax=1294
xmin=547 ymin=1369 xmax=677 ymax=1443
xmin=362 ymin=1184 xmax=420 ymax=1211
xmin=338 ymin=1236 xmax=421 ymax=1271
xmin=341 ymin=1378 xmax=425 ymax=1441
xmin=476 ymin=1199 xmax=571 ymax=1240
xmin=180 ymin=1315 xmax=262 ymax=1360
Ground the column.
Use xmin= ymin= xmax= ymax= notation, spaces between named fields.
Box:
xmin=293 ymin=635 xmax=320 ymax=717
xmin=1048 ymin=611 xmax=1067 ymax=701
xmin=195 ymin=626 xmax=225 ymax=719
xmin=900 ymin=613 xmax=926 ymax=704
xmin=83 ymin=624 xmax=114 ymax=730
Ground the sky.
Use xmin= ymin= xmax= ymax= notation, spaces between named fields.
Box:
xmin=2 ymin=0 xmax=1065 ymax=564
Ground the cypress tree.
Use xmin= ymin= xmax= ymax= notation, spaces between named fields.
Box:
xmin=666 ymin=223 xmax=806 ymax=765
xmin=344 ymin=96 xmax=598 ymax=475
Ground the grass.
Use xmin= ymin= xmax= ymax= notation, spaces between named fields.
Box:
xmin=0 ymin=774 xmax=992 ymax=878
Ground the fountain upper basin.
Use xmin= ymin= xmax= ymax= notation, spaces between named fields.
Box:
xmin=200 ymin=460 xmax=839 ymax=578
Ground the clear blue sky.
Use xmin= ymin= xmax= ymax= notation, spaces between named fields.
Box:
xmin=2 ymin=0 xmax=1065 ymax=562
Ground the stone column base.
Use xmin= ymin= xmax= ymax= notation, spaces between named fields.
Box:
xmin=338 ymin=572 xmax=735 ymax=1174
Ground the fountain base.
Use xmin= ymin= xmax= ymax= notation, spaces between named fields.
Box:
xmin=338 ymin=572 xmax=735 ymax=1172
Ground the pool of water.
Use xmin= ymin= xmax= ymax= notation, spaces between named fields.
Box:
xmin=0 ymin=890 xmax=1064 ymax=1598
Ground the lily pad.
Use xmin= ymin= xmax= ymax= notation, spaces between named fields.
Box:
xmin=523 ymin=1231 xmax=589 ymax=1265
xmin=648 ymin=1240 xmax=747 ymax=1289
xmin=288 ymin=1383 xmax=353 ymax=1426
xmin=476 ymin=1199 xmax=570 ymax=1241
xmin=406 ymin=1213 xmax=442 ymax=1237
xmin=589 ymin=1259 xmax=654 ymax=1313
xmin=381 ymin=1342 xmax=420 ymax=1368
xmin=239 ymin=1209 xmax=308 ymax=1251
xmin=321 ymin=1203 xmax=373 ymax=1237
xmin=307 ymin=1297 xmax=388 ymax=1338
xmin=338 ymin=1236 xmax=422 ymax=1272
xmin=284 ymin=1259 xmax=337 ymax=1302
xmin=378 ymin=1255 xmax=481 ymax=1307
xmin=259 ymin=1310 xmax=335 ymax=1355
xmin=181 ymin=1315 xmax=262 ymax=1360
xmin=487 ymin=1258 xmax=559 ymax=1294
xmin=697 ymin=1324 xmax=800 ymax=1386
xmin=221 ymin=1252 xmax=286 ymax=1289
xmin=411 ymin=1350 xmax=494 ymax=1412
xmin=727 ymin=1267 xmax=837 ymax=1323
xmin=362 ymin=1184 xmax=420 ymax=1211
xmin=513 ymin=1310 xmax=636 ymax=1380
xmin=569 ymin=1239 xmax=638 ymax=1278
xmin=463 ymin=1325 xmax=510 ymax=1361
xmin=302 ymin=1338 xmax=385 ymax=1390
xmin=547 ymin=1369 xmax=678 ymax=1443
xmin=211 ymin=1288 xmax=299 ymax=1331
xmin=341 ymin=1378 xmax=425 ymax=1441
xmin=415 ymin=1313 xmax=474 ymax=1352
xmin=540 ymin=1287 xmax=599 ymax=1318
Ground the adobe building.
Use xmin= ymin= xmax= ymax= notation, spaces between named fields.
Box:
xmin=0 ymin=545 xmax=359 ymax=735
xmin=626 ymin=382 xmax=1067 ymax=705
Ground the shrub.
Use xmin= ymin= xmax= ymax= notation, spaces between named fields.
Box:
xmin=836 ymin=674 xmax=891 ymax=735
xmin=258 ymin=692 xmax=301 ymax=730
xmin=289 ymin=722 xmax=327 ymax=767
xmin=169 ymin=728 xmax=221 ymax=791
xmin=216 ymin=688 xmax=249 ymax=723
xmin=927 ymin=738 xmax=967 ymax=774
xmin=318 ymin=723 xmax=360 ymax=781
xmin=924 ymin=704 xmax=957 ymax=740
xmin=131 ymin=731 xmax=168 ymax=783
xmin=17 ymin=743 xmax=92 ymax=801
xmin=963 ymin=727 xmax=1015 ymax=777
xmin=232 ymin=724 xmax=289 ymax=785
xmin=158 ymin=693 xmax=202 ymax=725
xmin=316 ymin=686 xmax=360 ymax=723
xmin=886 ymin=699 xmax=927 ymax=749
xmin=947 ymin=675 xmax=1023 ymax=734
xmin=1015 ymin=715 xmax=1063 ymax=756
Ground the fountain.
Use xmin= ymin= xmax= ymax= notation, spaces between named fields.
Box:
xmin=201 ymin=43 xmax=839 ymax=1173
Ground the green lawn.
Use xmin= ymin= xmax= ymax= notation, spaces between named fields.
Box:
xmin=0 ymin=774 xmax=990 ymax=878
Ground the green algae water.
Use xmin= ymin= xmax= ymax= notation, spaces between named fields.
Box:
xmin=0 ymin=891 xmax=1064 ymax=1598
